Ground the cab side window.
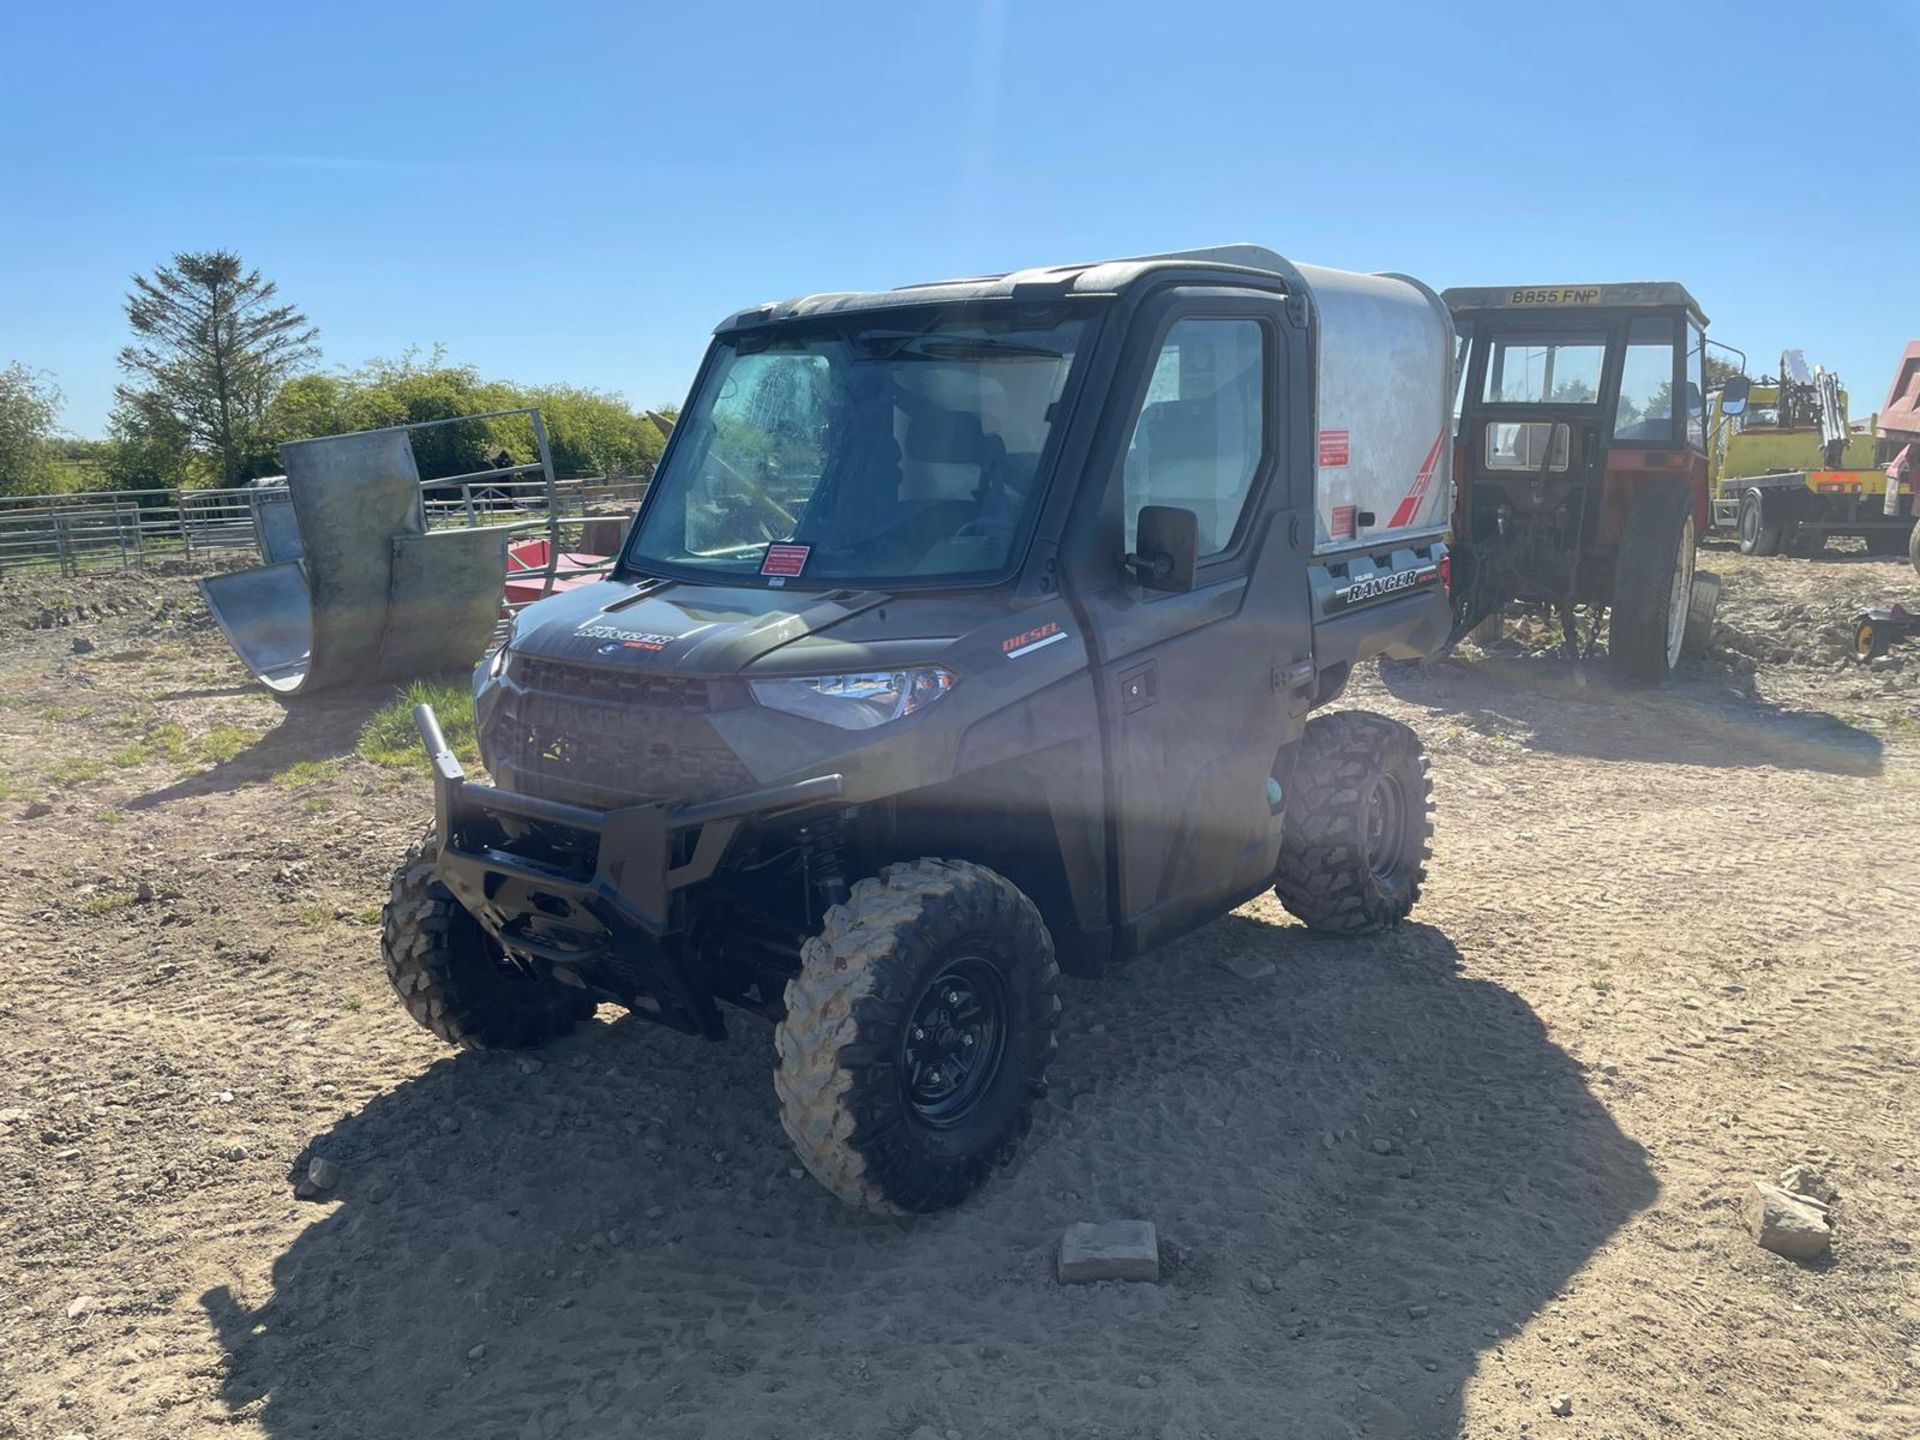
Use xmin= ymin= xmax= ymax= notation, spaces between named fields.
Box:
xmin=1121 ymin=319 xmax=1265 ymax=556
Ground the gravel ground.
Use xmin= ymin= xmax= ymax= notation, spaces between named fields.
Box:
xmin=1 ymin=540 xmax=1916 ymax=1440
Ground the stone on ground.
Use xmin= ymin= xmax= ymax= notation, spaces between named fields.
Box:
xmin=1058 ymin=1220 xmax=1160 ymax=1284
xmin=1213 ymin=952 xmax=1276 ymax=982
xmin=1744 ymin=1180 xmax=1832 ymax=1259
xmin=1777 ymin=1163 xmax=1836 ymax=1203
xmin=306 ymin=1156 xmax=341 ymax=1191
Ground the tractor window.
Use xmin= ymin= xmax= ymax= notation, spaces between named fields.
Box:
xmin=1121 ymin=318 xmax=1266 ymax=556
xmin=1485 ymin=421 xmax=1569 ymax=471
xmin=1482 ymin=331 xmax=1606 ymax=405
xmin=1613 ymin=316 xmax=1678 ymax=442
xmin=1687 ymin=323 xmax=1707 ymax=448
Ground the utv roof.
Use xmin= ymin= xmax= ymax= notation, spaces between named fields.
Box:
xmin=715 ymin=245 xmax=1326 ymax=333
xmin=1442 ymin=282 xmax=1708 ymax=327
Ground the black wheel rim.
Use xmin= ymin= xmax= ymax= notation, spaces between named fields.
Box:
xmin=1364 ymin=773 xmax=1410 ymax=886
xmin=900 ymin=955 xmax=1008 ymax=1128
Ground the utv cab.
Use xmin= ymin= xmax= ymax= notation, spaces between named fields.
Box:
xmin=387 ymin=246 xmax=1456 ymax=1214
xmin=1444 ymin=284 xmax=1712 ymax=682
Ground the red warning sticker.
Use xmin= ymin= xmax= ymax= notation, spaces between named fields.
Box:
xmin=1318 ymin=430 xmax=1350 ymax=468
xmin=760 ymin=543 xmax=811 ymax=578
xmin=1330 ymin=504 xmax=1357 ymax=540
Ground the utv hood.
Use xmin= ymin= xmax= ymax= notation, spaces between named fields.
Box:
xmin=506 ymin=577 xmax=892 ymax=676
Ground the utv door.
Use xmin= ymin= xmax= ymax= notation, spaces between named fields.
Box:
xmin=1072 ymin=290 xmax=1314 ymax=954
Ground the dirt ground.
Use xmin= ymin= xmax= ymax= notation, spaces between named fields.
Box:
xmin=2 ymin=541 xmax=1916 ymax=1440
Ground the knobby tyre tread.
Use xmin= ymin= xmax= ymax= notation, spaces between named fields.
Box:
xmin=773 ymin=858 xmax=1060 ymax=1215
xmin=1272 ymin=710 xmax=1432 ymax=935
xmin=381 ymin=836 xmax=596 ymax=1051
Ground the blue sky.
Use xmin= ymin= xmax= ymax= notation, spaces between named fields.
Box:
xmin=3 ymin=0 xmax=1916 ymax=437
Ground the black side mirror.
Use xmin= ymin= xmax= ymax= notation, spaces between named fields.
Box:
xmin=1126 ymin=505 xmax=1199 ymax=593
xmin=1720 ymin=374 xmax=1751 ymax=417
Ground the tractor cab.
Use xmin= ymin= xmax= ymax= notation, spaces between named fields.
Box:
xmin=1442 ymin=283 xmax=1711 ymax=682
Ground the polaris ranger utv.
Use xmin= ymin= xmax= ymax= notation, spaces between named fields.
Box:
xmin=385 ymin=246 xmax=1455 ymax=1214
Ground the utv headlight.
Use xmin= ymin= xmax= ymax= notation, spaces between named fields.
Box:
xmin=749 ymin=667 xmax=957 ymax=730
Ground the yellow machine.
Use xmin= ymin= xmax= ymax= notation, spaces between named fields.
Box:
xmin=1707 ymin=350 xmax=1912 ymax=556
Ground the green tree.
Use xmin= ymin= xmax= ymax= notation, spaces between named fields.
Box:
xmin=0 ymin=363 xmax=61 ymax=496
xmin=521 ymin=383 xmax=667 ymax=476
xmin=115 ymin=250 xmax=320 ymax=486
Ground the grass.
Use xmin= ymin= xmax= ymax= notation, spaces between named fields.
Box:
xmin=49 ymin=756 xmax=108 ymax=787
xmin=355 ymin=905 xmax=383 ymax=926
xmin=83 ymin=893 xmax=137 ymax=915
xmin=295 ymin=905 xmax=334 ymax=930
xmin=276 ymin=758 xmax=343 ymax=789
xmin=301 ymin=795 xmax=334 ymax=813
xmin=197 ymin=724 xmax=255 ymax=763
xmin=358 ymin=680 xmax=478 ymax=770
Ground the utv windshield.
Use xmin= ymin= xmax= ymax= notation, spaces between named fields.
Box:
xmin=625 ymin=309 xmax=1091 ymax=586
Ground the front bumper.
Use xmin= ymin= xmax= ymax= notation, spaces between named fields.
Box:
xmin=415 ymin=703 xmax=842 ymax=1035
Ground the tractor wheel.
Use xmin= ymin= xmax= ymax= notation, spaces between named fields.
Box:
xmin=1609 ymin=486 xmax=1697 ymax=685
xmin=382 ymin=836 xmax=596 ymax=1051
xmin=1273 ymin=711 xmax=1432 ymax=935
xmin=1853 ymin=618 xmax=1890 ymax=663
xmin=773 ymin=859 xmax=1060 ymax=1215
xmin=1737 ymin=490 xmax=1781 ymax=556
xmin=1682 ymin=570 xmax=1721 ymax=663
xmin=1910 ymin=519 xmax=1920 ymax=577
xmin=1865 ymin=528 xmax=1908 ymax=558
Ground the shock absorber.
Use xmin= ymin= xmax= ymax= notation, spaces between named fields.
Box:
xmin=798 ymin=815 xmax=851 ymax=929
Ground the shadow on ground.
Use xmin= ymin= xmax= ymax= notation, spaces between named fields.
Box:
xmin=1380 ymin=653 xmax=1883 ymax=776
xmin=125 ymin=686 xmax=390 ymax=810
xmin=202 ymin=919 xmax=1655 ymax=1440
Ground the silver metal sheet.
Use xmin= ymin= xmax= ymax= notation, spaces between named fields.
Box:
xmin=199 ymin=561 xmax=314 ymax=693
xmin=203 ymin=427 xmax=509 ymax=696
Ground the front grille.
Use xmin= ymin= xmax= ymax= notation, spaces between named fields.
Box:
xmin=490 ymin=659 xmax=752 ymax=808
xmin=512 ymin=656 xmax=714 ymax=711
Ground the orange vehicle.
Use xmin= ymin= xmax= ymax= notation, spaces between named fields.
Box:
xmin=1443 ymin=283 xmax=1710 ymax=684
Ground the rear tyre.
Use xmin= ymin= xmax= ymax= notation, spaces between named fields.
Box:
xmin=1682 ymin=570 xmax=1721 ymax=662
xmin=1609 ymin=486 xmax=1696 ymax=685
xmin=774 ymin=859 xmax=1060 ymax=1215
xmin=1737 ymin=490 xmax=1781 ymax=556
xmin=1273 ymin=711 xmax=1432 ymax=935
xmin=382 ymin=836 xmax=596 ymax=1050
xmin=1782 ymin=526 xmax=1823 ymax=558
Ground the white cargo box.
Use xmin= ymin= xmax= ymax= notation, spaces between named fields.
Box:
xmin=1291 ymin=262 xmax=1454 ymax=555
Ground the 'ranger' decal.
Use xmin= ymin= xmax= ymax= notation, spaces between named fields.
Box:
xmin=1329 ymin=563 xmax=1440 ymax=613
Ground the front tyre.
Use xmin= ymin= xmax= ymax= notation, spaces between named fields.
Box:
xmin=1273 ymin=711 xmax=1432 ymax=935
xmin=382 ymin=836 xmax=596 ymax=1050
xmin=774 ymin=859 xmax=1060 ymax=1215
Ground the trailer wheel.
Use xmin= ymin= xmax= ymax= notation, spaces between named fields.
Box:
xmin=1852 ymin=618 xmax=1889 ymax=663
xmin=1272 ymin=711 xmax=1431 ymax=935
xmin=774 ymin=859 xmax=1059 ymax=1215
xmin=1609 ymin=486 xmax=1697 ymax=685
xmin=382 ymin=836 xmax=596 ymax=1051
xmin=1737 ymin=490 xmax=1781 ymax=556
